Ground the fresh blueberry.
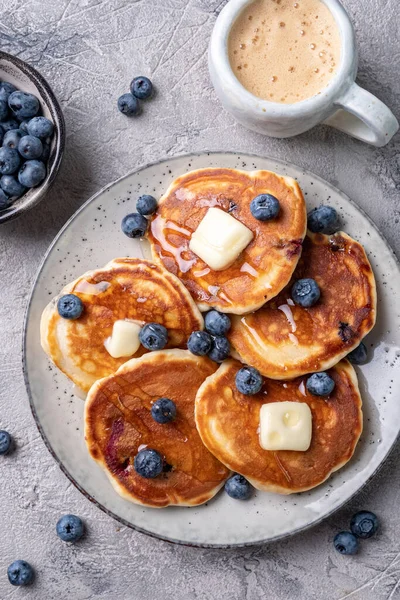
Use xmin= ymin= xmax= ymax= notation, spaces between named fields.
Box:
xmin=208 ymin=336 xmax=230 ymax=362
xmin=117 ymin=93 xmax=140 ymax=116
xmin=0 ymin=124 xmax=4 ymax=145
xmin=136 ymin=194 xmax=158 ymax=216
xmin=306 ymin=372 xmax=335 ymax=396
xmin=308 ymin=205 xmax=339 ymax=234
xmin=333 ymin=531 xmax=359 ymax=555
xmin=292 ymin=278 xmax=320 ymax=308
xmin=1 ymin=118 xmax=19 ymax=132
xmin=187 ymin=330 xmax=212 ymax=356
xmin=250 ymin=194 xmax=280 ymax=221
xmin=18 ymin=119 xmax=30 ymax=134
xmin=3 ymin=128 xmax=23 ymax=149
xmin=0 ymin=99 xmax=9 ymax=121
xmin=18 ymin=135 xmax=43 ymax=159
xmin=0 ymin=82 xmax=17 ymax=102
xmin=27 ymin=116 xmax=54 ymax=139
xmin=8 ymin=91 xmax=39 ymax=119
xmin=7 ymin=560 xmax=34 ymax=586
xmin=56 ymin=514 xmax=84 ymax=542
xmin=0 ymin=147 xmax=20 ymax=175
xmin=204 ymin=310 xmax=231 ymax=336
xmin=41 ymin=141 xmax=51 ymax=162
xmin=57 ymin=294 xmax=84 ymax=320
xmin=347 ymin=342 xmax=368 ymax=365
xmin=0 ymin=188 xmax=11 ymax=209
xmin=225 ymin=474 xmax=252 ymax=500
xmin=236 ymin=366 xmax=263 ymax=395
xmin=1 ymin=175 xmax=26 ymax=198
xmin=139 ymin=322 xmax=168 ymax=350
xmin=350 ymin=511 xmax=378 ymax=539
xmin=0 ymin=430 xmax=13 ymax=454
xmin=151 ymin=398 xmax=177 ymax=424
xmin=18 ymin=160 xmax=46 ymax=187
xmin=121 ymin=212 xmax=148 ymax=238
xmin=134 ymin=448 xmax=163 ymax=478
xmin=130 ymin=76 xmax=153 ymax=100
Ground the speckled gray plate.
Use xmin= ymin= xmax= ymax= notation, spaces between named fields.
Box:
xmin=23 ymin=152 xmax=400 ymax=548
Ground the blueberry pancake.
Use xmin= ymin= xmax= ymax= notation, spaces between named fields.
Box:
xmin=85 ymin=350 xmax=230 ymax=507
xmin=229 ymin=231 xmax=376 ymax=379
xmin=195 ymin=359 xmax=362 ymax=494
xmin=40 ymin=259 xmax=204 ymax=393
xmin=148 ymin=168 xmax=307 ymax=314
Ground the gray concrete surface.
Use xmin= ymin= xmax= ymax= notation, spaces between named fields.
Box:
xmin=0 ymin=0 xmax=399 ymax=598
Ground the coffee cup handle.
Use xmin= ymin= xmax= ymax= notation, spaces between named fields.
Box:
xmin=323 ymin=82 xmax=399 ymax=147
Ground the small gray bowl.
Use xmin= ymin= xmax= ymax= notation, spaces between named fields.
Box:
xmin=0 ymin=51 xmax=65 ymax=224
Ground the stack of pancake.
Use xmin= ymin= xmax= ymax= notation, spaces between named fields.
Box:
xmin=41 ymin=168 xmax=376 ymax=507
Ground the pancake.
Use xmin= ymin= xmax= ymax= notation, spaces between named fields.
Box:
xmin=148 ymin=168 xmax=307 ymax=314
xmin=84 ymin=350 xmax=230 ymax=507
xmin=229 ymin=231 xmax=376 ymax=379
xmin=195 ymin=359 xmax=362 ymax=494
xmin=41 ymin=258 xmax=204 ymax=393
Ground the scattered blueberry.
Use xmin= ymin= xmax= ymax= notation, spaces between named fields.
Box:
xmin=1 ymin=175 xmax=26 ymax=198
xmin=0 ymin=99 xmax=9 ymax=121
xmin=250 ymin=193 xmax=280 ymax=221
xmin=134 ymin=448 xmax=163 ymax=478
xmin=3 ymin=129 xmax=23 ymax=149
xmin=187 ymin=330 xmax=212 ymax=356
xmin=57 ymin=294 xmax=84 ymax=320
xmin=1 ymin=118 xmax=19 ymax=132
xmin=151 ymin=398 xmax=177 ymax=424
xmin=208 ymin=336 xmax=230 ymax=362
xmin=27 ymin=116 xmax=54 ymax=139
xmin=204 ymin=310 xmax=231 ymax=336
xmin=0 ymin=147 xmax=20 ymax=175
xmin=56 ymin=514 xmax=84 ymax=542
xmin=7 ymin=560 xmax=34 ymax=586
xmin=18 ymin=159 xmax=46 ymax=187
xmin=236 ymin=366 xmax=263 ymax=395
xmin=130 ymin=76 xmax=153 ymax=100
xmin=8 ymin=91 xmax=39 ymax=119
xmin=306 ymin=372 xmax=335 ymax=396
xmin=139 ymin=322 xmax=168 ymax=350
xmin=0 ymin=188 xmax=10 ymax=209
xmin=121 ymin=212 xmax=148 ymax=238
xmin=136 ymin=194 xmax=158 ymax=216
xmin=18 ymin=134 xmax=43 ymax=160
xmin=347 ymin=342 xmax=368 ymax=365
xmin=0 ymin=430 xmax=13 ymax=455
xmin=18 ymin=119 xmax=30 ymax=134
xmin=292 ymin=278 xmax=320 ymax=308
xmin=308 ymin=205 xmax=339 ymax=234
xmin=0 ymin=82 xmax=17 ymax=102
xmin=117 ymin=93 xmax=140 ymax=116
xmin=350 ymin=511 xmax=378 ymax=539
xmin=225 ymin=474 xmax=252 ymax=500
xmin=333 ymin=531 xmax=359 ymax=555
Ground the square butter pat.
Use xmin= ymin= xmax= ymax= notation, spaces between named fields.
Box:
xmin=104 ymin=320 xmax=141 ymax=358
xmin=259 ymin=401 xmax=312 ymax=451
xmin=189 ymin=207 xmax=253 ymax=271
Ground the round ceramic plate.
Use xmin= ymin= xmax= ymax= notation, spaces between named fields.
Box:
xmin=23 ymin=152 xmax=400 ymax=548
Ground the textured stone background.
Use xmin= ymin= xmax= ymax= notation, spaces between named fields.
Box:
xmin=0 ymin=0 xmax=399 ymax=597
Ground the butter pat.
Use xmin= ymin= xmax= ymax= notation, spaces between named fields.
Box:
xmin=259 ymin=401 xmax=312 ymax=451
xmin=104 ymin=320 xmax=141 ymax=358
xmin=189 ymin=207 xmax=253 ymax=271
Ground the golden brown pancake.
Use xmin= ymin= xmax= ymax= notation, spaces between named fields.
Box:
xmin=148 ymin=168 xmax=307 ymax=314
xmin=229 ymin=231 xmax=376 ymax=379
xmin=195 ymin=359 xmax=362 ymax=494
xmin=85 ymin=350 xmax=230 ymax=507
xmin=41 ymin=259 xmax=204 ymax=393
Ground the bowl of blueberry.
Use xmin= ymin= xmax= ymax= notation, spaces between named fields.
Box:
xmin=0 ymin=51 xmax=65 ymax=224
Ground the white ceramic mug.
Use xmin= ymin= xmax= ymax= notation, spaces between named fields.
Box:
xmin=209 ymin=0 xmax=399 ymax=146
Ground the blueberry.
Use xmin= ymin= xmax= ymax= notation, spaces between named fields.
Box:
xmin=19 ymin=119 xmax=30 ymax=134
xmin=306 ymin=372 xmax=335 ymax=396
xmin=0 ymin=188 xmax=11 ymax=209
xmin=291 ymin=278 xmax=320 ymax=308
xmin=347 ymin=342 xmax=368 ymax=365
xmin=18 ymin=135 xmax=43 ymax=159
xmin=333 ymin=531 xmax=359 ymax=555
xmin=27 ymin=116 xmax=54 ymax=139
xmin=139 ymin=322 xmax=168 ymax=350
xmin=8 ymin=91 xmax=39 ymax=119
xmin=57 ymin=294 xmax=84 ymax=319
xmin=236 ymin=366 xmax=263 ymax=395
xmin=350 ymin=510 xmax=378 ymax=539
xmin=117 ymin=93 xmax=140 ymax=116
xmin=204 ymin=310 xmax=231 ymax=336
xmin=136 ymin=194 xmax=158 ymax=216
xmin=130 ymin=76 xmax=153 ymax=100
xmin=208 ymin=336 xmax=230 ymax=362
xmin=18 ymin=160 xmax=46 ymax=187
xmin=1 ymin=174 xmax=26 ymax=198
xmin=225 ymin=474 xmax=252 ymax=500
xmin=121 ymin=212 xmax=148 ymax=238
xmin=41 ymin=141 xmax=51 ymax=162
xmin=3 ymin=128 xmax=23 ymax=149
xmin=0 ymin=147 xmax=20 ymax=175
xmin=0 ymin=82 xmax=17 ymax=102
xmin=134 ymin=448 xmax=163 ymax=478
xmin=0 ymin=430 xmax=13 ymax=454
xmin=56 ymin=514 xmax=84 ymax=542
xmin=151 ymin=398 xmax=177 ymax=424
xmin=1 ymin=118 xmax=19 ymax=132
xmin=0 ymin=99 xmax=9 ymax=121
xmin=250 ymin=193 xmax=280 ymax=221
xmin=7 ymin=560 xmax=34 ymax=586
xmin=0 ymin=124 xmax=4 ymax=145
xmin=308 ymin=205 xmax=339 ymax=234
xmin=187 ymin=330 xmax=212 ymax=356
